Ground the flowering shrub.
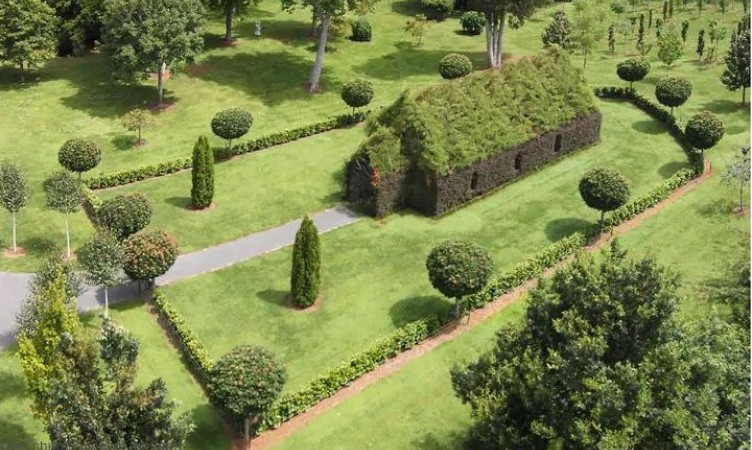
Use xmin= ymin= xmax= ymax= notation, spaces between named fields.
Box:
xmin=122 ymin=231 xmax=178 ymax=283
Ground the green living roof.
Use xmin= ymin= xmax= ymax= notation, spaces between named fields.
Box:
xmin=358 ymin=48 xmax=598 ymax=175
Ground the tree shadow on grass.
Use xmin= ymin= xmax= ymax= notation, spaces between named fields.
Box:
xmin=256 ymin=289 xmax=291 ymax=309
xmin=391 ymin=0 xmax=423 ymax=16
xmin=20 ymin=236 xmax=60 ymax=258
xmin=657 ymin=160 xmax=688 ymax=178
xmin=545 ymin=217 xmax=591 ymax=242
xmin=165 ymin=197 xmax=193 ymax=210
xmin=355 ymin=43 xmax=488 ymax=80
xmin=185 ymin=52 xmax=337 ymax=106
xmin=631 ymin=119 xmax=665 ymax=135
xmin=697 ymin=198 xmax=737 ymax=219
xmin=0 ymin=67 xmax=40 ymax=92
xmin=701 ymin=98 xmax=746 ymax=115
xmin=111 ymin=134 xmax=137 ymax=151
xmin=411 ymin=430 xmax=468 ymax=450
xmin=0 ymin=420 xmax=40 ymax=450
xmin=186 ymin=403 xmax=229 ymax=450
xmin=236 ymin=19 xmax=315 ymax=48
xmin=389 ymin=295 xmax=450 ymax=327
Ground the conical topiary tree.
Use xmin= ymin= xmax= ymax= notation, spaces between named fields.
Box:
xmin=190 ymin=136 xmax=214 ymax=209
xmin=290 ymin=216 xmax=321 ymax=308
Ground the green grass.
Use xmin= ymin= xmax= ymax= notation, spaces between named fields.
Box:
xmin=161 ymin=97 xmax=689 ymax=391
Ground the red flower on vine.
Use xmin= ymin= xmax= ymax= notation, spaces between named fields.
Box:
xmin=370 ymin=167 xmax=381 ymax=188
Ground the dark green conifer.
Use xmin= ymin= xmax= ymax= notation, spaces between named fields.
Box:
xmin=191 ymin=136 xmax=214 ymax=209
xmin=291 ymin=216 xmax=321 ymax=307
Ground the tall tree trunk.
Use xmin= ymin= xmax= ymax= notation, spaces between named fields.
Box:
xmin=485 ymin=11 xmax=507 ymax=69
xmin=64 ymin=214 xmax=71 ymax=258
xmin=225 ymin=5 xmax=234 ymax=42
xmin=138 ymin=126 xmax=142 ymax=143
xmin=309 ymin=13 xmax=331 ymax=92
xmin=583 ymin=49 xmax=588 ymax=69
xmin=244 ymin=417 xmax=250 ymax=441
xmin=310 ymin=6 xmax=320 ymax=37
xmin=19 ymin=62 xmax=25 ymax=82
xmin=742 ymin=86 xmax=747 ymax=105
xmin=11 ymin=212 xmax=17 ymax=253
xmin=157 ymin=62 xmax=165 ymax=106
xmin=104 ymin=287 xmax=109 ymax=318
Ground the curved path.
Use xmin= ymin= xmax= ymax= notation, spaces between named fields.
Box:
xmin=0 ymin=206 xmax=360 ymax=349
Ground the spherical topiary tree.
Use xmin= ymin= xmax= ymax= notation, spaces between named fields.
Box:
xmin=340 ymin=79 xmax=374 ymax=114
xmin=616 ymin=57 xmax=651 ymax=89
xmin=438 ymin=53 xmax=473 ymax=80
xmin=459 ymin=11 xmax=484 ymax=35
xmin=58 ymin=138 xmax=102 ymax=178
xmin=579 ymin=168 xmax=631 ymax=227
xmin=654 ymin=77 xmax=693 ymax=116
xmin=208 ymin=345 xmax=286 ymax=441
xmin=684 ymin=110 xmax=725 ymax=154
xmin=426 ymin=240 xmax=494 ymax=317
xmin=191 ymin=136 xmax=214 ymax=209
xmin=122 ymin=231 xmax=178 ymax=287
xmin=211 ymin=108 xmax=253 ymax=150
xmin=97 ymin=193 xmax=153 ymax=240
xmin=350 ymin=17 xmax=372 ymax=42
xmin=290 ymin=216 xmax=321 ymax=308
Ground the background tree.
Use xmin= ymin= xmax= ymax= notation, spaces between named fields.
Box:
xmin=579 ymin=167 xmax=630 ymax=226
xmin=122 ymin=231 xmax=178 ymax=288
xmin=459 ymin=11 xmax=485 ymax=35
xmin=404 ymin=14 xmax=429 ymax=46
xmin=451 ymin=243 xmax=750 ymax=449
xmin=648 ymin=7 xmax=652 ymax=28
xmin=78 ymin=230 xmax=123 ymax=317
xmin=426 ymin=240 xmax=494 ymax=317
xmin=617 ymin=57 xmax=651 ymax=88
xmin=208 ymin=345 xmax=286 ymax=440
xmin=669 ymin=0 xmax=674 ymax=15
xmin=542 ymin=10 xmax=571 ymax=49
xmin=206 ymin=0 xmax=259 ymax=42
xmin=684 ymin=110 xmax=725 ymax=154
xmin=721 ymin=146 xmax=750 ymax=212
xmin=697 ymin=28 xmax=706 ymax=59
xmin=438 ymin=53 xmax=473 ymax=79
xmin=340 ymin=79 xmax=375 ymax=112
xmin=211 ymin=108 xmax=253 ymax=150
xmin=662 ymin=0 xmax=668 ymax=19
xmin=467 ymin=0 xmax=546 ymax=69
xmin=0 ymin=161 xmax=29 ymax=253
xmin=681 ymin=18 xmax=689 ymax=44
xmin=191 ymin=136 xmax=215 ymax=209
xmin=655 ymin=76 xmax=693 ymax=115
xmin=43 ymin=171 xmax=85 ymax=258
xmin=121 ymin=108 xmax=154 ymax=146
xmin=706 ymin=19 xmax=728 ymax=62
xmin=97 ymin=193 xmax=152 ymax=240
xmin=0 ymin=0 xmax=57 ymax=81
xmin=58 ymin=138 xmax=102 ymax=178
xmin=608 ymin=24 xmax=616 ymax=55
xmin=697 ymin=0 xmax=704 ymax=15
xmin=610 ymin=0 xmax=626 ymax=15
xmin=721 ymin=29 xmax=750 ymax=104
xmin=636 ymin=13 xmax=645 ymax=53
xmin=46 ymin=0 xmax=104 ymax=56
xmin=657 ymin=22 xmax=683 ymax=67
xmin=291 ymin=216 xmax=321 ymax=308
xmin=569 ymin=0 xmax=613 ymax=69
xmin=100 ymin=0 xmax=205 ymax=106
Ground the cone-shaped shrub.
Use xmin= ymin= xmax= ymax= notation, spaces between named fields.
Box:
xmin=290 ymin=216 xmax=321 ymax=307
xmin=191 ymin=136 xmax=214 ymax=209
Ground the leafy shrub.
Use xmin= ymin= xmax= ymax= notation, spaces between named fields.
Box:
xmin=421 ymin=0 xmax=453 ymax=20
xmin=459 ymin=11 xmax=484 ymax=35
xmin=541 ymin=10 xmax=571 ymax=49
xmin=58 ymin=138 xmax=102 ymax=176
xmin=655 ymin=77 xmax=692 ymax=114
xmin=616 ymin=58 xmax=651 ymax=88
xmin=121 ymin=108 xmax=153 ymax=145
xmin=426 ymin=240 xmax=494 ymax=303
xmin=211 ymin=108 xmax=253 ymax=149
xmin=341 ymin=79 xmax=375 ymax=113
xmin=191 ymin=136 xmax=214 ymax=209
xmin=291 ymin=216 xmax=321 ymax=308
xmin=122 ymin=231 xmax=178 ymax=284
xmin=579 ymin=168 xmax=631 ymax=223
xmin=97 ymin=193 xmax=152 ymax=240
xmin=81 ymin=185 xmax=102 ymax=223
xmin=685 ymin=111 xmax=725 ymax=151
xmin=438 ymin=53 xmax=473 ymax=79
xmin=350 ymin=17 xmax=372 ymax=41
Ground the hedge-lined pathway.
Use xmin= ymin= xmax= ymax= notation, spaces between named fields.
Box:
xmin=0 ymin=206 xmax=360 ymax=349
xmin=241 ymin=160 xmax=713 ymax=450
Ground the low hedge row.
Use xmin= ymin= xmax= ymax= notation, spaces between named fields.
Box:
xmin=85 ymin=112 xmax=369 ymax=190
xmin=152 ymin=291 xmax=214 ymax=380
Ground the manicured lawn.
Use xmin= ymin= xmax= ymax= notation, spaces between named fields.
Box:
xmin=161 ymin=97 xmax=689 ymax=391
xmin=98 ymin=126 xmax=363 ymax=253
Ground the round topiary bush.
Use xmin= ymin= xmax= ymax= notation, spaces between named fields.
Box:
xmin=616 ymin=57 xmax=651 ymax=89
xmin=654 ymin=77 xmax=693 ymax=115
xmin=341 ymin=79 xmax=375 ymax=113
xmin=426 ymin=240 xmax=494 ymax=315
xmin=684 ymin=110 xmax=725 ymax=152
xmin=97 ymin=193 xmax=153 ymax=240
xmin=579 ymin=168 xmax=631 ymax=224
xmin=211 ymin=108 xmax=253 ymax=149
xmin=350 ymin=17 xmax=372 ymax=42
xmin=58 ymin=138 xmax=102 ymax=176
xmin=421 ymin=0 xmax=454 ymax=21
xmin=122 ymin=231 xmax=178 ymax=285
xmin=438 ymin=53 xmax=473 ymax=79
xmin=459 ymin=11 xmax=484 ymax=35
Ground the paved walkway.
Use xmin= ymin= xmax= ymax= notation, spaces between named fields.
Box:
xmin=0 ymin=206 xmax=360 ymax=349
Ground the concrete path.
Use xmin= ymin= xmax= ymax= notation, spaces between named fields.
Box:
xmin=0 ymin=206 xmax=360 ymax=349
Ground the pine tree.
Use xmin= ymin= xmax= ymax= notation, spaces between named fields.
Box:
xmin=681 ymin=19 xmax=689 ymax=44
xmin=608 ymin=24 xmax=616 ymax=55
xmin=669 ymin=0 xmax=674 ymax=16
xmin=637 ymin=14 xmax=646 ymax=54
xmin=648 ymin=8 xmax=653 ymax=28
xmin=721 ymin=29 xmax=750 ymax=104
xmin=290 ymin=216 xmax=321 ymax=308
xmin=190 ymin=136 xmax=214 ymax=209
xmin=663 ymin=1 xmax=668 ymax=20
xmin=697 ymin=28 xmax=705 ymax=59
xmin=541 ymin=10 xmax=571 ymax=49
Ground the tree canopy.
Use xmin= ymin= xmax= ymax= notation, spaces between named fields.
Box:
xmin=0 ymin=0 xmax=57 ymax=81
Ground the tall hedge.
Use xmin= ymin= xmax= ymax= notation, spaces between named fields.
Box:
xmin=290 ymin=216 xmax=321 ymax=308
xmin=190 ymin=136 xmax=214 ymax=209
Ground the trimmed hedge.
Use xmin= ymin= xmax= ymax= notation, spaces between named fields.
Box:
xmin=81 ymin=185 xmax=102 ymax=224
xmin=85 ymin=111 xmax=369 ymax=190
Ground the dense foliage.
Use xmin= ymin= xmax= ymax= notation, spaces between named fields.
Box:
xmin=452 ymin=243 xmax=750 ymax=449
xmin=77 ymin=230 xmax=123 ymax=313
xmin=654 ymin=76 xmax=693 ymax=114
xmin=684 ymin=110 xmax=725 ymax=151
xmin=97 ymin=193 xmax=152 ymax=240
xmin=541 ymin=10 xmax=571 ymax=49
xmin=350 ymin=17 xmax=372 ymax=41
xmin=616 ymin=57 xmax=650 ymax=88
xmin=579 ymin=167 xmax=631 ymax=223
xmin=426 ymin=240 xmax=494 ymax=315
xmin=0 ymin=161 xmax=29 ymax=252
xmin=122 ymin=231 xmax=178 ymax=284
xmin=340 ymin=79 xmax=375 ymax=113
xmin=721 ymin=29 xmax=750 ymax=104
xmin=291 ymin=216 xmax=321 ymax=308
xmin=421 ymin=0 xmax=454 ymax=20
xmin=208 ymin=345 xmax=287 ymax=438
xmin=45 ymin=0 xmax=103 ymax=56
xmin=0 ymin=0 xmax=57 ymax=81
xmin=657 ymin=22 xmax=684 ymax=67
xmin=459 ymin=11 xmax=484 ymax=35
xmin=365 ymin=48 xmax=596 ymax=175
xmin=58 ymin=138 xmax=102 ymax=176
xmin=438 ymin=53 xmax=473 ymax=79
xmin=211 ymin=108 xmax=253 ymax=149
xmin=191 ymin=136 xmax=215 ymax=209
